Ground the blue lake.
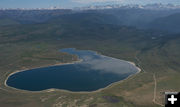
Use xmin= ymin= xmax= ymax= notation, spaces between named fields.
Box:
xmin=6 ymin=48 xmax=139 ymax=92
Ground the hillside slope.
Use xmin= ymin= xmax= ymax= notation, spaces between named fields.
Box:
xmin=148 ymin=13 xmax=180 ymax=33
xmin=0 ymin=12 xmax=179 ymax=107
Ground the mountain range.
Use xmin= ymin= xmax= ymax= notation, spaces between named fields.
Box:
xmin=1 ymin=5 xmax=180 ymax=34
xmin=0 ymin=4 xmax=180 ymax=107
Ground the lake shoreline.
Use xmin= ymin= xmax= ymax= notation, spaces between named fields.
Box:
xmin=4 ymin=49 xmax=141 ymax=94
xmin=4 ymin=59 xmax=83 ymax=92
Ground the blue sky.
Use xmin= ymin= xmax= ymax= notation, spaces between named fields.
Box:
xmin=0 ymin=0 xmax=180 ymax=9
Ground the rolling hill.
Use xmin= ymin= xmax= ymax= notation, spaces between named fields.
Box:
xmin=0 ymin=10 xmax=179 ymax=107
xmin=148 ymin=13 xmax=180 ymax=33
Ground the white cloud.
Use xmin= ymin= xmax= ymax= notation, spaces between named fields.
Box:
xmin=72 ymin=0 xmax=123 ymax=4
xmin=71 ymin=0 xmax=180 ymax=5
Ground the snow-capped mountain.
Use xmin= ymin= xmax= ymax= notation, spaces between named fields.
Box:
xmin=74 ymin=3 xmax=180 ymax=10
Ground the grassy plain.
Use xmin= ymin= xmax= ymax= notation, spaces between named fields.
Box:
xmin=0 ymin=15 xmax=180 ymax=107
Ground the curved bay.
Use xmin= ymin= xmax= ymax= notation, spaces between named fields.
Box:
xmin=6 ymin=48 xmax=139 ymax=92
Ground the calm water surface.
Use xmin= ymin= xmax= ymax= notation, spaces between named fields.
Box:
xmin=7 ymin=48 xmax=138 ymax=92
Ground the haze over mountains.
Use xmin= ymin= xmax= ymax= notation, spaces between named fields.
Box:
xmin=1 ymin=3 xmax=180 ymax=10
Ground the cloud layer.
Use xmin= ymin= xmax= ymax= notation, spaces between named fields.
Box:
xmin=73 ymin=0 xmax=123 ymax=3
xmin=72 ymin=0 xmax=180 ymax=5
